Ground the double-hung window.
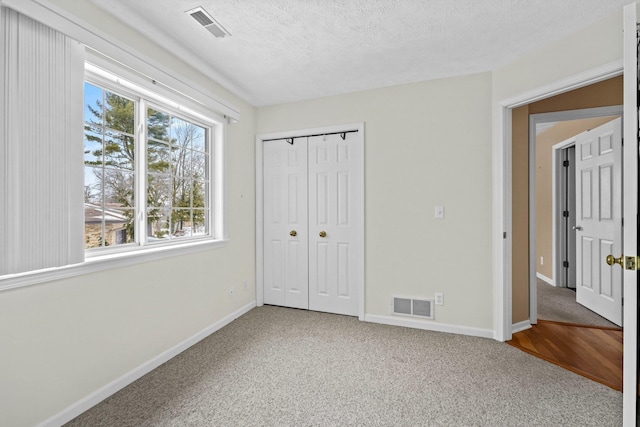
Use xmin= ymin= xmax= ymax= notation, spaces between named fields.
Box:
xmin=83 ymin=68 xmax=222 ymax=254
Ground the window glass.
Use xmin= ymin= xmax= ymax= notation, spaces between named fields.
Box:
xmin=84 ymin=81 xmax=213 ymax=251
xmin=146 ymin=107 xmax=210 ymax=242
xmin=84 ymin=82 xmax=135 ymax=249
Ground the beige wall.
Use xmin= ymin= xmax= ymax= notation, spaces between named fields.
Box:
xmin=511 ymin=105 xmax=530 ymax=322
xmin=535 ymin=116 xmax=621 ymax=280
xmin=257 ymin=72 xmax=494 ymax=329
xmin=492 ymin=10 xmax=623 ymax=102
xmin=0 ymin=2 xmax=257 ymax=426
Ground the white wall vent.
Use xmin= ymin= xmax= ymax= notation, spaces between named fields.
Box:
xmin=186 ymin=7 xmax=230 ymax=38
xmin=393 ymin=297 xmax=434 ymax=319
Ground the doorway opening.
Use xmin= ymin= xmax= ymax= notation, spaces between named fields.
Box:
xmin=530 ymin=107 xmax=623 ymax=328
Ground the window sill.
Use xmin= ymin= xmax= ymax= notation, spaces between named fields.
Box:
xmin=0 ymin=239 xmax=228 ymax=292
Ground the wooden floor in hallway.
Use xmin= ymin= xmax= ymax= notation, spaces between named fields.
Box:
xmin=507 ymin=320 xmax=623 ymax=391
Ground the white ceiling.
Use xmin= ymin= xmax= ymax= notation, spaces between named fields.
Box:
xmin=88 ymin=0 xmax=630 ymax=107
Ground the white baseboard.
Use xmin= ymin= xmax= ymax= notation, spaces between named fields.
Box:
xmin=38 ymin=301 xmax=256 ymax=427
xmin=511 ymin=320 xmax=532 ymax=334
xmin=364 ymin=314 xmax=494 ymax=339
xmin=536 ymin=272 xmax=553 ymax=285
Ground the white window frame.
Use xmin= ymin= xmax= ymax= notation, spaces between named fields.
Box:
xmin=83 ymin=66 xmax=225 ymax=257
xmin=83 ymin=61 xmax=227 ymax=254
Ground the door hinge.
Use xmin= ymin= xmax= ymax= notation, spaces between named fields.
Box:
xmin=563 ymin=261 xmax=569 ymax=268
xmin=563 ymin=160 xmax=570 ymax=167
xmin=563 ymin=210 xmax=569 ymax=218
xmin=503 ymin=232 xmax=507 ymax=239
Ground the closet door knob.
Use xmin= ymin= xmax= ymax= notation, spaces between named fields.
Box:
xmin=319 ymin=231 xmax=327 ymax=238
xmin=290 ymin=230 xmax=297 ymax=237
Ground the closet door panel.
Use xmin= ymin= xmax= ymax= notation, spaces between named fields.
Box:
xmin=308 ymin=133 xmax=361 ymax=316
xmin=263 ymin=140 xmax=309 ymax=309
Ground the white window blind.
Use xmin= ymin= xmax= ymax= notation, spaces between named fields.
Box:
xmin=0 ymin=7 xmax=84 ymax=275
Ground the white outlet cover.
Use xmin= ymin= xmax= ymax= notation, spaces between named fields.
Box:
xmin=435 ymin=292 xmax=444 ymax=305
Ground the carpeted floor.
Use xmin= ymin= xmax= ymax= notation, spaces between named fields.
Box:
xmin=537 ymin=279 xmax=618 ymax=328
xmin=65 ymin=305 xmax=622 ymax=426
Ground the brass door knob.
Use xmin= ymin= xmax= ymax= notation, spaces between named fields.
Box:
xmin=290 ymin=230 xmax=297 ymax=237
xmin=606 ymin=254 xmax=624 ymax=267
xmin=319 ymin=231 xmax=327 ymax=238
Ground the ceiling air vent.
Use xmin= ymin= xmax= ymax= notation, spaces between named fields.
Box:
xmin=186 ymin=6 xmax=230 ymax=38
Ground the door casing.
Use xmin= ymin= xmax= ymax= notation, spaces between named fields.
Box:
xmin=493 ymin=60 xmax=622 ymax=342
xmin=555 ymin=144 xmax=577 ymax=289
xmin=256 ymin=123 xmax=366 ymax=320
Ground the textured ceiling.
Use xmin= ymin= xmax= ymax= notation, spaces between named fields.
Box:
xmin=88 ymin=0 xmax=630 ymax=107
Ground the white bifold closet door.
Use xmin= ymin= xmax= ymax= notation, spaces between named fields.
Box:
xmin=263 ymin=132 xmax=361 ymax=316
xmin=263 ymin=139 xmax=309 ymax=310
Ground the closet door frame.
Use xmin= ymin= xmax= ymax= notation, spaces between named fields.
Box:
xmin=256 ymin=123 xmax=365 ymax=320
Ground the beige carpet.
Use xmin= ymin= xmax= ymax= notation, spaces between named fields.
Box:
xmin=536 ymin=279 xmax=618 ymax=328
xmin=65 ymin=305 xmax=622 ymax=426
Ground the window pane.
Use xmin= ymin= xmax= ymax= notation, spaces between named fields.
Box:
xmin=171 ymin=145 xmax=191 ymax=177
xmin=171 ymin=117 xmax=192 ymax=150
xmin=172 ymin=177 xmax=190 ymax=207
xmin=84 ymin=166 xmax=102 ymax=203
xmin=171 ymin=209 xmax=192 ymax=238
xmin=191 ymin=127 xmax=206 ymax=152
xmin=147 ymin=209 xmax=170 ymax=240
xmin=147 ymin=140 xmax=170 ymax=173
xmin=104 ymin=91 xmax=135 ymax=133
xmin=192 ymin=180 xmax=206 ymax=208
xmin=191 ymin=150 xmax=206 ymax=180
xmin=84 ymin=128 xmax=103 ymax=166
xmin=84 ymin=82 xmax=103 ymax=124
xmin=104 ymin=131 xmax=134 ymax=170
xmin=103 ymin=170 xmax=135 ymax=206
xmin=147 ymin=173 xmax=172 ymax=209
xmin=105 ymin=208 xmax=134 ymax=246
xmin=84 ymin=206 xmax=103 ymax=249
xmin=84 ymin=82 xmax=138 ymax=251
xmin=147 ymin=108 xmax=171 ymax=142
xmin=192 ymin=210 xmax=207 ymax=236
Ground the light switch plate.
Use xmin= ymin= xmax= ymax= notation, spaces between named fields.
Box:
xmin=435 ymin=206 xmax=445 ymax=219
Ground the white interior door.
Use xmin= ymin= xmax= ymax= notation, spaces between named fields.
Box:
xmin=263 ymin=139 xmax=309 ymax=309
xmin=574 ymin=118 xmax=622 ymax=326
xmin=308 ymin=133 xmax=362 ymax=316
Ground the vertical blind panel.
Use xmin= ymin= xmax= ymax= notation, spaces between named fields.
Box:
xmin=0 ymin=8 xmax=84 ymax=275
